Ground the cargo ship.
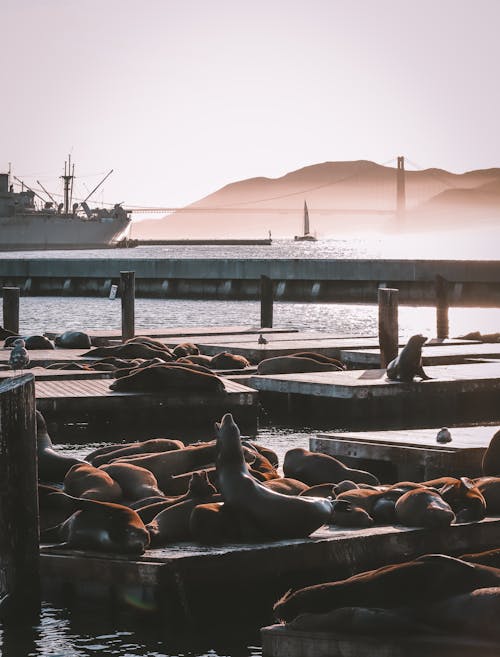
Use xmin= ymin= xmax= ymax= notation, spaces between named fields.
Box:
xmin=0 ymin=159 xmax=131 ymax=250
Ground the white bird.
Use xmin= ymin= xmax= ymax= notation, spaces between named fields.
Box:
xmin=436 ymin=428 xmax=452 ymax=444
xmin=8 ymin=338 xmax=30 ymax=374
xmin=258 ymin=333 xmax=268 ymax=345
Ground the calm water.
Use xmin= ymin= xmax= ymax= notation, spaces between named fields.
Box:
xmin=1 ymin=236 xmax=498 ymax=656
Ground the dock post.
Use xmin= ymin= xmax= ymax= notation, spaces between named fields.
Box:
xmin=0 ymin=374 xmax=40 ymax=619
xmin=120 ymin=271 xmax=135 ymax=342
xmin=378 ymin=287 xmax=399 ymax=368
xmin=435 ymin=275 xmax=449 ymax=339
xmin=2 ymin=287 xmax=20 ymax=334
xmin=260 ymin=275 xmax=273 ymax=328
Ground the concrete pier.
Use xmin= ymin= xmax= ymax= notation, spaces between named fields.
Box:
xmin=1 ymin=258 xmax=500 ymax=304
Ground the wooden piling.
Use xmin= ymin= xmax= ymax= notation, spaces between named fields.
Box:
xmin=0 ymin=374 xmax=40 ymax=618
xmin=2 ymin=287 xmax=20 ymax=334
xmin=120 ymin=271 xmax=135 ymax=342
xmin=260 ymin=275 xmax=274 ymax=328
xmin=435 ymin=275 xmax=450 ymax=339
xmin=378 ymin=287 xmax=399 ymax=368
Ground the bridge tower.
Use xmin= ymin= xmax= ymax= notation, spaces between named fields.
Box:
xmin=396 ymin=155 xmax=406 ymax=221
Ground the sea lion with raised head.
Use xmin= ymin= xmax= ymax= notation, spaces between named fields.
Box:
xmin=481 ymin=429 xmax=500 ymax=476
xmin=36 ymin=410 xmax=85 ymax=483
xmin=386 ymin=334 xmax=431 ymax=382
xmin=215 ymin=413 xmax=334 ymax=539
xmin=283 ymin=447 xmax=379 ymax=486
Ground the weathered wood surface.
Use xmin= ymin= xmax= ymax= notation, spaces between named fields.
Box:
xmin=378 ymin=287 xmax=398 ymax=368
xmin=0 ymin=348 xmax=91 ymax=367
xmin=250 ymin=363 xmax=500 ymax=399
xmin=0 ymin=367 xmax=113 ymax=381
xmin=261 ymin=624 xmax=499 ymax=657
xmin=120 ymin=270 xmax=135 ymax=341
xmin=39 ymin=517 xmax=500 ymax=619
xmin=0 ymin=374 xmax=40 ymax=617
xmin=341 ymin=342 xmax=500 ymax=369
xmin=44 ymin=326 xmax=299 ymax=340
xmin=311 ymin=425 xmax=499 ymax=480
xmin=160 ymin=331 xmax=367 ymax=346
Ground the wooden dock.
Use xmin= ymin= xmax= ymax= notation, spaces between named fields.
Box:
xmin=250 ymin=362 xmax=500 ymax=428
xmin=341 ymin=342 xmax=500 ymax=369
xmin=310 ymin=425 xmax=499 ymax=482
xmin=261 ymin=624 xmax=499 ymax=657
xmin=39 ymin=517 xmax=500 ymax=622
xmin=0 ymin=367 xmax=113 ymax=381
xmin=0 ymin=348 xmax=91 ymax=367
xmin=35 ymin=377 xmax=258 ymax=439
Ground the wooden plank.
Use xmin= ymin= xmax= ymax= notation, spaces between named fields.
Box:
xmin=0 ymin=367 xmax=113 ymax=381
xmin=0 ymin=349 xmax=91 ymax=367
xmin=341 ymin=342 xmax=500 ymax=369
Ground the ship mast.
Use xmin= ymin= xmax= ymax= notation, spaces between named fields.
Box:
xmin=61 ymin=155 xmax=75 ymax=214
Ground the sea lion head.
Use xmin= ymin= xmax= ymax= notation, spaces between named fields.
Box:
xmin=187 ymin=470 xmax=217 ymax=498
xmin=407 ymin=334 xmax=428 ymax=348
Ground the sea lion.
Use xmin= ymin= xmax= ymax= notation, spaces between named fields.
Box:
xmin=241 ymin=440 xmax=279 ymax=469
xmin=273 ymin=554 xmax=500 ymax=622
xmin=474 ymin=476 xmax=500 ymax=513
xmin=38 ymin=484 xmax=79 ymax=531
xmin=481 ymin=429 xmax=500 ymax=476
xmin=63 ymin=462 xmax=123 ymax=502
xmin=43 ymin=498 xmax=150 ymax=554
xmin=283 ymin=447 xmax=379 ymax=486
xmin=215 ymin=413 xmax=334 ymax=539
xmin=189 ymin=501 xmax=265 ymax=544
xmin=109 ymin=364 xmax=224 ymax=393
xmin=177 ymin=355 xmax=213 ymax=367
xmin=461 ymin=548 xmax=500 ymax=568
xmin=81 ymin=343 xmax=173 ymax=362
xmin=146 ymin=471 xmax=219 ymax=545
xmin=386 ymin=334 xmax=431 ymax=382
xmin=436 ymin=476 xmax=486 ymax=523
xmin=87 ymin=438 xmax=184 ymax=467
xmin=394 ymin=488 xmax=455 ymax=528
xmin=46 ymin=362 xmax=91 ymax=370
xmin=330 ymin=499 xmax=374 ymax=527
xmin=126 ymin=336 xmax=173 ymax=352
xmin=261 ymin=477 xmax=310 ymax=496
xmin=257 ymin=356 xmax=343 ymax=375
xmin=23 ymin=335 xmax=55 ymax=350
xmin=54 ymin=331 xmax=92 ymax=349
xmin=99 ymin=463 xmax=164 ymax=501
xmin=0 ymin=326 xmax=17 ymax=339
xmin=210 ymin=352 xmax=250 ymax=370
xmin=36 ymin=410 xmax=84 ymax=483
xmin=113 ymin=358 xmax=165 ymax=378
xmin=172 ymin=342 xmax=200 ymax=358
xmin=290 ymin=352 xmax=346 ymax=369
xmin=299 ymin=483 xmax=337 ymax=498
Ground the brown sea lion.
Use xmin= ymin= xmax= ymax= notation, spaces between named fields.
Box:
xmin=54 ymin=331 xmax=92 ymax=349
xmin=461 ymin=548 xmax=500 ymax=568
xmin=215 ymin=413 xmax=334 ymax=539
xmin=125 ymin=336 xmax=173 ymax=353
xmin=38 ymin=484 xmax=79 ymax=531
xmin=210 ymin=352 xmax=250 ymax=370
xmin=273 ymin=554 xmax=500 ymax=622
xmin=395 ymin=488 xmax=455 ymax=528
xmin=290 ymin=352 xmax=346 ymax=369
xmin=110 ymin=363 xmax=224 ymax=393
xmin=257 ymin=356 xmax=343 ymax=375
xmin=386 ymin=334 xmax=431 ymax=382
xmin=172 ymin=342 xmax=200 ymax=358
xmin=63 ymin=462 xmax=123 ymax=502
xmin=261 ymin=477 xmax=310 ymax=496
xmin=241 ymin=440 xmax=279 ymax=469
xmin=36 ymin=410 xmax=84 ymax=484
xmin=42 ymin=498 xmax=150 ymax=554
xmin=88 ymin=438 xmax=184 ymax=467
xmin=99 ymin=463 xmax=164 ymax=501
xmin=436 ymin=476 xmax=486 ymax=523
xmin=298 ymin=483 xmax=337 ymax=498
xmin=113 ymin=357 xmax=165 ymax=378
xmin=177 ymin=354 xmax=213 ymax=367
xmin=189 ymin=501 xmax=264 ymax=544
xmin=474 ymin=476 xmax=500 ymax=513
xmin=81 ymin=343 xmax=173 ymax=362
xmin=283 ymin=447 xmax=379 ymax=486
xmin=482 ymin=429 xmax=500 ymax=476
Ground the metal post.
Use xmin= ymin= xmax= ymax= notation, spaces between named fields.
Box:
xmin=2 ymin=287 xmax=20 ymax=334
xmin=260 ymin=275 xmax=273 ymax=328
xmin=120 ymin=271 xmax=135 ymax=342
xmin=435 ymin=275 xmax=449 ymax=339
xmin=378 ymin=287 xmax=399 ymax=368
xmin=396 ymin=156 xmax=406 ymax=222
xmin=0 ymin=374 xmax=40 ymax=620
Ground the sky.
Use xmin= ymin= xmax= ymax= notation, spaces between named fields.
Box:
xmin=2 ymin=0 xmax=500 ymax=211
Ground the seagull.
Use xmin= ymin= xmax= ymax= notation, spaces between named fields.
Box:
xmin=8 ymin=338 xmax=30 ymax=375
xmin=436 ymin=428 xmax=452 ymax=444
xmin=258 ymin=333 xmax=268 ymax=346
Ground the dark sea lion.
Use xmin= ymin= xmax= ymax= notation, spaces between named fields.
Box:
xmin=38 ymin=484 xmax=79 ymax=531
xmin=126 ymin=336 xmax=173 ymax=352
xmin=43 ymin=498 xmax=150 ymax=554
xmin=481 ymin=429 xmax=500 ymax=476
xmin=273 ymin=554 xmax=500 ymax=622
xmin=36 ymin=410 xmax=84 ymax=483
xmin=63 ymin=462 xmax=123 ymax=502
xmin=146 ymin=472 xmax=219 ymax=545
xmin=3 ymin=335 xmax=22 ymax=348
xmin=54 ymin=331 xmax=92 ymax=349
xmin=257 ymin=356 xmax=343 ymax=375
xmin=241 ymin=440 xmax=279 ymax=469
xmin=25 ymin=335 xmax=55 ymax=350
xmin=330 ymin=499 xmax=374 ymax=527
xmin=386 ymin=334 xmax=431 ymax=382
xmin=299 ymin=483 xmax=337 ymax=498
xmin=261 ymin=477 xmax=310 ymax=496
xmin=88 ymin=438 xmax=184 ymax=466
xmin=474 ymin=476 xmax=500 ymax=513
xmin=189 ymin=501 xmax=264 ymax=544
xmin=109 ymin=364 xmax=224 ymax=393
xmin=129 ymin=495 xmax=168 ymax=510
xmin=283 ymin=447 xmax=379 ymax=486
xmin=290 ymin=352 xmax=346 ymax=369
xmin=210 ymin=352 xmax=250 ymax=370
xmin=461 ymin=548 xmax=500 ymax=568
xmin=215 ymin=413 xmax=334 ymax=539
xmin=81 ymin=343 xmax=173 ymax=361
xmin=395 ymin=488 xmax=455 ymax=528
xmin=99 ymin=463 xmax=164 ymax=501
xmin=177 ymin=355 xmax=213 ymax=367
xmin=172 ymin=342 xmax=200 ymax=358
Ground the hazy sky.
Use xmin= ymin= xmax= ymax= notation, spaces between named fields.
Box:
xmin=2 ymin=0 xmax=499 ymax=209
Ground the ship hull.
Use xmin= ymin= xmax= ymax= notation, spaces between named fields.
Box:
xmin=0 ymin=213 xmax=130 ymax=250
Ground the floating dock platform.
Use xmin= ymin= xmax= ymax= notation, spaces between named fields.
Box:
xmin=40 ymin=517 xmax=500 ymax=623
xmin=311 ymin=425 xmax=499 ymax=482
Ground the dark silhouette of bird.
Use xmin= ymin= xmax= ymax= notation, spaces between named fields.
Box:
xmin=258 ymin=333 xmax=268 ymax=345
xmin=9 ymin=338 xmax=30 ymax=374
xmin=436 ymin=428 xmax=452 ymax=444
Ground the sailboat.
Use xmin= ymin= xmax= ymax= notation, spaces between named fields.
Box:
xmin=294 ymin=200 xmax=317 ymax=241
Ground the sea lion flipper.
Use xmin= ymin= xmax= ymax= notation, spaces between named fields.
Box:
xmin=416 ymin=366 xmax=432 ymax=380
